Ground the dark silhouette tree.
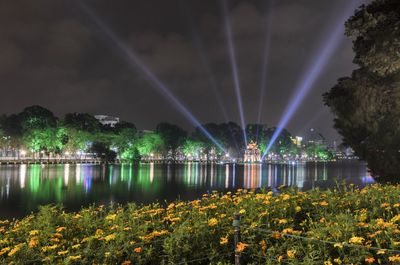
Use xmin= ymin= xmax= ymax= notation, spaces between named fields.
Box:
xmin=324 ymin=0 xmax=400 ymax=180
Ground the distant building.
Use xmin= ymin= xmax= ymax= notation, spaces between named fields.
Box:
xmin=244 ymin=141 xmax=261 ymax=163
xmin=95 ymin=115 xmax=120 ymax=127
xmin=291 ymin=136 xmax=303 ymax=147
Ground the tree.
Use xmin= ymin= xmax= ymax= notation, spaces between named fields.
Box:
xmin=323 ymin=0 xmax=400 ymax=180
xmin=63 ymin=113 xmax=101 ymax=133
xmin=156 ymin=123 xmax=187 ymax=158
xmin=134 ymin=133 xmax=164 ymax=157
xmin=18 ymin=105 xmax=57 ymax=131
xmin=181 ymin=138 xmax=204 ymax=158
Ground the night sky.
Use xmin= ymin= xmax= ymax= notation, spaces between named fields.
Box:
xmin=0 ymin=0 xmax=368 ymax=142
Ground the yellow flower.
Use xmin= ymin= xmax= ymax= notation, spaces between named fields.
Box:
xmin=277 ymin=255 xmax=284 ymax=262
xmin=287 ymin=250 xmax=296 ymax=259
xmin=103 ymin=233 xmax=116 ymax=241
xmin=235 ymin=242 xmax=248 ymax=252
xmin=220 ymin=237 xmax=228 ymax=245
xmin=271 ymin=232 xmax=282 ymax=239
xmin=121 ymin=261 xmax=132 ymax=265
xmin=324 ymin=261 xmax=333 ymax=265
xmin=29 ymin=230 xmax=39 ymax=236
xmin=72 ymin=244 xmax=81 ymax=249
xmin=105 ymin=214 xmax=117 ymax=221
xmin=259 ymin=240 xmax=267 ymax=251
xmin=389 ymin=255 xmax=400 ymax=262
xmin=377 ymin=249 xmax=385 ymax=255
xmin=333 ymin=243 xmax=343 ymax=249
xmin=349 ymin=236 xmax=364 ymax=245
xmin=278 ymin=219 xmax=288 ymax=225
xmin=0 ymin=247 xmax=10 ymax=256
xmin=105 ymin=252 xmax=111 ymax=257
xmin=295 ymin=206 xmax=302 ymax=212
xmin=68 ymin=255 xmax=81 ymax=261
xmin=41 ymin=245 xmax=58 ymax=252
xmin=282 ymin=228 xmax=294 ymax=234
xmin=319 ymin=201 xmax=329 ymax=206
xmin=58 ymin=250 xmax=69 ymax=255
xmin=56 ymin=227 xmax=66 ymax=232
xmin=239 ymin=209 xmax=246 ymax=215
xmin=334 ymin=258 xmax=342 ymax=264
xmin=8 ymin=243 xmax=25 ymax=257
xmin=391 ymin=214 xmax=400 ymax=223
xmin=208 ymin=218 xmax=218 ymax=227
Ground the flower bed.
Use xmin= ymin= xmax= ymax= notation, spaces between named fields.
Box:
xmin=0 ymin=184 xmax=400 ymax=264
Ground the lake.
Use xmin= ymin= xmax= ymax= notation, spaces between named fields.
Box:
xmin=0 ymin=161 xmax=372 ymax=219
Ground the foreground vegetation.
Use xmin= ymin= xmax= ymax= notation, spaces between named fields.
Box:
xmin=1 ymin=184 xmax=400 ymax=264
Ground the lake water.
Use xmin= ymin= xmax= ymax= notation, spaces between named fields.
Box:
xmin=0 ymin=161 xmax=372 ymax=219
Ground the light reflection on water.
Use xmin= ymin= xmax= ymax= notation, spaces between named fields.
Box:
xmin=0 ymin=161 xmax=372 ymax=218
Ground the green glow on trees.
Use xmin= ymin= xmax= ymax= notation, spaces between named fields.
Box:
xmin=182 ymin=138 xmax=204 ymax=157
xmin=135 ymin=133 xmax=164 ymax=157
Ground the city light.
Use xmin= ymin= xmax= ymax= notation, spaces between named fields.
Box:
xmin=77 ymin=2 xmax=226 ymax=153
xmin=221 ymin=0 xmax=247 ymax=146
xmin=261 ymin=0 xmax=363 ymax=159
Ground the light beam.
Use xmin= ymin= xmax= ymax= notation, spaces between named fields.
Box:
xmin=262 ymin=0 xmax=363 ymax=159
xmin=180 ymin=1 xmax=240 ymax=153
xmin=77 ymin=2 xmax=225 ymax=152
xmin=256 ymin=0 xmax=274 ymax=142
xmin=221 ymin=0 xmax=247 ymax=146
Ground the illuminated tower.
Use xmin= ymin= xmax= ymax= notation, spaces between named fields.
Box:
xmin=244 ymin=141 xmax=261 ymax=163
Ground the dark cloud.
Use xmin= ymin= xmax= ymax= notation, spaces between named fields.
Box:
xmin=0 ymin=0 xmax=368 ymax=143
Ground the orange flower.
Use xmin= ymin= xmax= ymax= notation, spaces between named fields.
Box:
xmin=134 ymin=247 xmax=142 ymax=253
xmin=235 ymin=242 xmax=248 ymax=252
xmin=365 ymin=257 xmax=375 ymax=264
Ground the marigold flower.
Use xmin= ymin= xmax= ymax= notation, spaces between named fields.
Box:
xmin=333 ymin=243 xmax=343 ymax=249
xmin=0 ymin=247 xmax=10 ymax=256
xmin=208 ymin=218 xmax=218 ymax=227
xmin=377 ymin=249 xmax=385 ymax=255
xmin=72 ymin=244 xmax=81 ymax=249
xmin=56 ymin=227 xmax=66 ymax=232
xmin=295 ymin=206 xmax=302 ymax=212
xmin=239 ymin=209 xmax=246 ymax=215
xmin=105 ymin=214 xmax=117 ymax=221
xmin=220 ymin=237 xmax=228 ymax=245
xmin=103 ymin=233 xmax=116 ymax=241
xmin=29 ymin=237 xmax=38 ymax=248
xmin=134 ymin=247 xmax=142 ymax=253
xmin=29 ymin=230 xmax=39 ymax=236
xmin=68 ymin=255 xmax=81 ymax=261
xmin=349 ymin=236 xmax=364 ymax=245
xmin=235 ymin=242 xmax=248 ymax=252
xmin=389 ymin=255 xmax=400 ymax=262
xmin=58 ymin=250 xmax=69 ymax=255
xmin=334 ymin=258 xmax=342 ymax=264
xmin=8 ymin=243 xmax=24 ymax=257
xmin=287 ymin=250 xmax=296 ymax=259
xmin=365 ymin=257 xmax=375 ymax=264
xmin=278 ymin=219 xmax=288 ymax=225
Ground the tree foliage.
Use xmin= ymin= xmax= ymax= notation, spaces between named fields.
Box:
xmin=324 ymin=0 xmax=400 ymax=179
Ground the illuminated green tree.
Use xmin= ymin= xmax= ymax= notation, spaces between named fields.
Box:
xmin=134 ymin=133 xmax=164 ymax=157
xmin=304 ymin=142 xmax=333 ymax=160
xmin=181 ymin=138 xmax=204 ymax=157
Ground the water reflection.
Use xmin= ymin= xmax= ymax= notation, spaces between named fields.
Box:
xmin=0 ymin=161 xmax=371 ymax=218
